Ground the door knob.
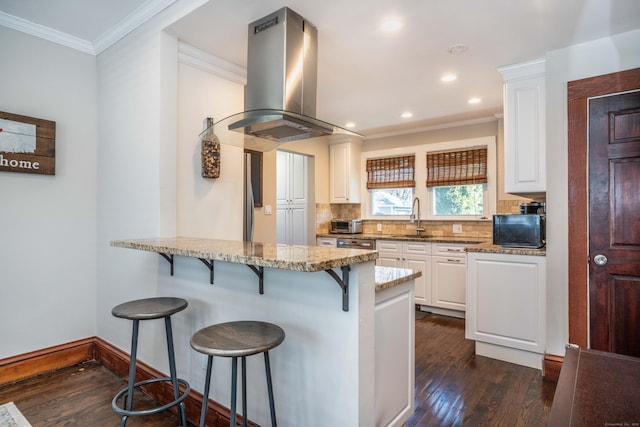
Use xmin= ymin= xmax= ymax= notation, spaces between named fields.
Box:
xmin=593 ymin=254 xmax=608 ymax=265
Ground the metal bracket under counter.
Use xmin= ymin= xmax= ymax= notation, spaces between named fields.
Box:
xmin=158 ymin=253 xmax=352 ymax=312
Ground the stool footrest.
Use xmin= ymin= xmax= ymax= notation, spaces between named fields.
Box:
xmin=112 ymin=377 xmax=190 ymax=417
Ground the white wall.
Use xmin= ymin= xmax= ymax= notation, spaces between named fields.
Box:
xmin=0 ymin=27 xmax=98 ymax=358
xmin=545 ymin=29 xmax=640 ymax=355
xmin=176 ymin=61 xmax=245 ymax=240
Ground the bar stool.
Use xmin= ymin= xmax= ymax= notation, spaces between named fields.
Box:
xmin=190 ymin=321 xmax=285 ymax=427
xmin=111 ymin=297 xmax=190 ymax=427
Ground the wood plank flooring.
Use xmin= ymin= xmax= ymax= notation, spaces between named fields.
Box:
xmin=0 ymin=313 xmax=555 ymax=426
xmin=406 ymin=313 xmax=555 ymax=426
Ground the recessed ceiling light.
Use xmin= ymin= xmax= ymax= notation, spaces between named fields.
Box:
xmin=441 ymin=73 xmax=457 ymax=82
xmin=381 ymin=17 xmax=402 ymax=32
xmin=401 ymin=112 xmax=413 ymax=118
xmin=345 ymin=122 xmax=356 ymax=128
xmin=448 ymin=44 xmax=469 ymax=55
xmin=468 ymin=97 xmax=482 ymax=104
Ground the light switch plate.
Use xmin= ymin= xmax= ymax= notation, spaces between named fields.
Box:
xmin=264 ymin=205 xmax=272 ymax=215
xmin=377 ymin=223 xmax=382 ymax=232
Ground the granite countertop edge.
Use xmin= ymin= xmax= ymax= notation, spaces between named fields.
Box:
xmin=464 ymin=242 xmax=547 ymax=256
xmin=375 ymin=266 xmax=422 ymax=291
xmin=317 ymin=232 xmax=489 ymax=244
xmin=111 ymin=236 xmax=379 ymax=272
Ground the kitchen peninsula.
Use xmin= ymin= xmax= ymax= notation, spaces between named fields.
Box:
xmin=111 ymin=236 xmax=419 ymax=427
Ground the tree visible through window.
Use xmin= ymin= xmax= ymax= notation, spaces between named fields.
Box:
xmin=427 ymin=148 xmax=487 ymax=217
xmin=433 ymin=184 xmax=483 ymax=215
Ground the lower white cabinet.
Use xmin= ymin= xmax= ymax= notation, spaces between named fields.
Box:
xmin=376 ymin=241 xmax=431 ymax=305
xmin=465 ymin=251 xmax=546 ymax=369
xmin=276 ymin=204 xmax=307 ymax=245
xmin=375 ymin=273 xmax=415 ymax=427
xmin=431 ymin=243 xmax=467 ymax=311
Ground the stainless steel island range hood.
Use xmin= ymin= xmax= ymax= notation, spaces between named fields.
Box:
xmin=212 ymin=7 xmax=362 ymax=151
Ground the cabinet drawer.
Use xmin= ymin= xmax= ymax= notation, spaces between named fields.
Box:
xmin=433 ymin=243 xmax=466 ymax=257
xmin=403 ymin=241 xmax=431 ymax=255
xmin=377 ymin=240 xmax=402 ymax=253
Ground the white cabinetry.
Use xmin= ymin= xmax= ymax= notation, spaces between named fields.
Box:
xmin=316 ymin=237 xmax=337 ymax=247
xmin=431 ymin=243 xmax=466 ymax=311
xmin=376 ymin=241 xmax=431 ymax=305
xmin=466 ymin=251 xmax=546 ymax=369
xmin=277 ymin=151 xmax=308 ymax=245
xmin=329 ymin=141 xmax=361 ymax=203
xmin=375 ymin=274 xmax=415 ymax=427
xmin=498 ymin=58 xmax=546 ymax=195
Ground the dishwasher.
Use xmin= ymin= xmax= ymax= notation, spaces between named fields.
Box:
xmin=336 ymin=238 xmax=376 ymax=250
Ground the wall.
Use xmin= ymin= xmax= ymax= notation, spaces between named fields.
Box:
xmin=544 ymin=28 xmax=640 ymax=356
xmin=176 ymin=61 xmax=244 ymax=240
xmin=0 ymin=27 xmax=98 ymax=358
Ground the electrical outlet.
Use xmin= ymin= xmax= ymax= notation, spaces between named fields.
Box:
xmin=377 ymin=223 xmax=382 ymax=232
xmin=453 ymin=224 xmax=463 ymax=234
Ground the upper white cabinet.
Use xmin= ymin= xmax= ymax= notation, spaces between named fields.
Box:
xmin=498 ymin=59 xmax=546 ymax=195
xmin=329 ymin=141 xmax=361 ymax=203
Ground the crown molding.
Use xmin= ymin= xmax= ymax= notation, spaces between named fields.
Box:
xmin=0 ymin=0 xmax=176 ymax=56
xmin=364 ymin=116 xmax=499 ymax=140
xmin=93 ymin=0 xmax=176 ymax=55
xmin=0 ymin=11 xmax=94 ymax=54
xmin=178 ymin=42 xmax=247 ymax=85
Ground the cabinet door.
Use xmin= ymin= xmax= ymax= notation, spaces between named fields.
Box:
xmin=377 ymin=252 xmax=403 ymax=267
xmin=465 ymin=252 xmax=546 ymax=353
xmin=276 ymin=205 xmax=289 ymax=244
xmin=276 ymin=151 xmax=289 ymax=204
xmin=289 ymin=205 xmax=308 ymax=245
xmin=404 ymin=254 xmax=430 ymax=305
xmin=500 ymin=59 xmax=546 ymax=194
xmin=329 ymin=142 xmax=361 ymax=203
xmin=330 ymin=143 xmax=350 ymax=202
xmin=289 ymin=154 xmax=308 ymax=204
xmin=431 ymin=256 xmax=466 ymax=311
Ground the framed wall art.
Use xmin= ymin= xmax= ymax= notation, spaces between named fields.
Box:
xmin=0 ymin=111 xmax=56 ymax=175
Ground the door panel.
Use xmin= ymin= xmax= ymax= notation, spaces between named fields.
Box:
xmin=588 ymin=91 xmax=640 ymax=356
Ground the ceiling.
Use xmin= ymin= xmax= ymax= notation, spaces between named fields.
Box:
xmin=1 ymin=0 xmax=639 ymax=136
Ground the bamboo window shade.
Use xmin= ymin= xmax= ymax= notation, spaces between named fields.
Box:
xmin=366 ymin=155 xmax=416 ymax=189
xmin=426 ymin=148 xmax=487 ymax=187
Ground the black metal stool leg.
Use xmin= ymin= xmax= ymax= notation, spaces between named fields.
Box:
xmin=200 ymin=356 xmax=213 ymax=427
xmin=230 ymin=357 xmax=238 ymax=427
xmin=264 ymin=351 xmax=277 ymax=427
xmin=165 ymin=316 xmax=186 ymax=426
xmin=241 ymin=356 xmax=247 ymax=427
xmin=121 ymin=319 xmax=140 ymax=426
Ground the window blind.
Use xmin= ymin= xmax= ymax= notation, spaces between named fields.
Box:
xmin=366 ymin=155 xmax=415 ymax=189
xmin=426 ymin=148 xmax=487 ymax=187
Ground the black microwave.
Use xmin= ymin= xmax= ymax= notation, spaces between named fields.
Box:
xmin=493 ymin=214 xmax=546 ymax=248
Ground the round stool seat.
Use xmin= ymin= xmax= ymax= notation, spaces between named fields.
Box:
xmin=112 ymin=297 xmax=188 ymax=320
xmin=191 ymin=321 xmax=285 ymax=358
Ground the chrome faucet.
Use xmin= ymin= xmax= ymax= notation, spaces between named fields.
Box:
xmin=410 ymin=197 xmax=425 ymax=236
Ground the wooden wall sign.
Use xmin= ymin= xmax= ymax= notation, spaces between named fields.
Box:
xmin=0 ymin=111 xmax=56 ymax=175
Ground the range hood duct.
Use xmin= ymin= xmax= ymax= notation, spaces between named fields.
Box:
xmin=215 ymin=7 xmax=362 ymax=150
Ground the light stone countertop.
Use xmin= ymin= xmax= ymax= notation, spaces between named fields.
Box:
xmin=464 ymin=242 xmax=546 ymax=256
xmin=375 ymin=266 xmax=422 ymax=291
xmin=111 ymin=236 xmax=378 ymax=272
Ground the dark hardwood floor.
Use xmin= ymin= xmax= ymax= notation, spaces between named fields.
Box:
xmin=0 ymin=313 xmax=555 ymax=426
xmin=407 ymin=313 xmax=555 ymax=426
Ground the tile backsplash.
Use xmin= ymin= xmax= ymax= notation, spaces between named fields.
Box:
xmin=315 ymin=199 xmax=529 ymax=237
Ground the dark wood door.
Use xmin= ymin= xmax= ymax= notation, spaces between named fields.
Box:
xmin=589 ymin=91 xmax=640 ymax=356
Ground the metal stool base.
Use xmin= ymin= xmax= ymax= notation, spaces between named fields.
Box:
xmin=112 ymin=376 xmax=190 ymax=419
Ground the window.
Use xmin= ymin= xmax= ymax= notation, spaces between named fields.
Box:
xmin=426 ymin=148 xmax=487 ymax=217
xmin=366 ymin=155 xmax=415 ymax=216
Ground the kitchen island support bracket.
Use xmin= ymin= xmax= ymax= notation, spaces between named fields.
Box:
xmin=159 ymin=253 xmax=174 ymax=276
xmin=198 ymin=258 xmax=214 ymax=284
xmin=246 ymin=265 xmax=265 ymax=294
xmin=325 ymin=265 xmax=351 ymax=312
